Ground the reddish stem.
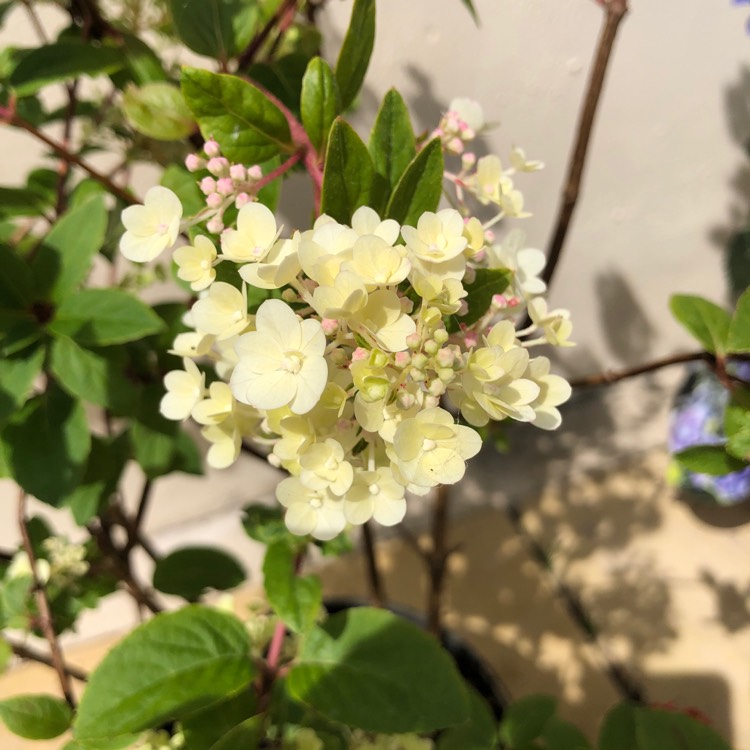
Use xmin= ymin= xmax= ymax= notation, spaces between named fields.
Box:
xmin=266 ymin=620 xmax=287 ymax=671
xmin=254 ymin=151 xmax=302 ymax=193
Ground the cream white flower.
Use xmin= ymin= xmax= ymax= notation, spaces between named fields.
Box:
xmin=201 ymin=405 xmax=260 ymax=468
xmin=191 ymin=381 xmax=234 ymax=425
xmin=170 ymin=331 xmax=215 ymax=358
xmin=468 ymin=155 xmax=509 ymax=207
xmin=343 ymin=468 xmax=406 ymax=526
xmin=220 ymin=202 xmax=279 ymax=263
xmin=276 ymin=476 xmax=346 ymax=540
xmin=525 ymin=356 xmax=572 ymax=430
xmin=120 ymin=186 xmax=182 ymax=263
xmin=160 ymin=358 xmax=204 ymax=420
xmin=449 ymin=97 xmax=485 ymax=133
xmin=299 ymin=439 xmax=354 ymax=496
xmin=344 ymin=235 xmax=411 ymax=287
xmin=174 ymin=235 xmax=217 ymax=291
xmin=528 ymin=298 xmax=575 ymax=347
xmin=6 ymin=551 xmax=50 ymax=584
xmin=231 ymin=299 xmax=327 ymax=414
xmin=298 ymin=220 xmax=357 ymax=285
xmin=312 ymin=271 xmax=368 ymax=320
xmin=390 ymin=407 xmax=482 ymax=490
xmin=351 ymin=206 xmax=400 ymax=246
xmin=510 ymin=146 xmax=544 ymax=172
xmin=191 ymin=282 xmax=250 ymax=339
xmin=355 ymin=289 xmax=416 ymax=352
xmin=488 ymin=229 xmax=546 ymax=297
xmin=239 ymin=235 xmax=301 ymax=290
xmin=402 ymin=209 xmax=467 ymax=264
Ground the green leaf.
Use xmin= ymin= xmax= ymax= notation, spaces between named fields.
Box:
xmin=182 ymin=689 xmax=257 ymax=750
xmin=29 ymin=194 xmax=107 ymax=303
xmin=445 ymin=268 xmax=512 ymax=333
xmin=169 ymin=0 xmax=259 ymax=59
xmin=181 ymin=67 xmax=292 ymax=164
xmin=301 ymin=57 xmax=341 ymax=155
xmin=369 ymin=89 xmax=416 ymax=197
xmin=49 ymin=288 xmax=165 ymax=346
xmin=51 ymin=336 xmax=139 ymax=413
xmin=161 ymin=164 xmax=205 ymax=216
xmin=0 ymin=243 xmax=34 ymax=308
xmin=599 ymin=703 xmax=731 ymax=750
xmin=0 ymin=638 xmax=11 ymax=673
xmin=460 ymin=0 xmax=480 ymax=24
xmin=74 ymin=606 xmax=255 ymax=741
xmin=207 ymin=716 xmax=263 ymax=750
xmin=242 ymin=503 xmax=293 ymax=545
xmin=728 ymin=289 xmax=750 ymax=353
xmin=0 ymin=694 xmax=72 ymax=740
xmin=288 ymin=607 xmax=469 ymax=733
xmin=669 ymin=295 xmax=731 ymax=355
xmin=153 ymin=546 xmax=246 ymax=601
xmin=335 ymin=0 xmax=376 ymax=110
xmin=122 ymin=82 xmax=196 ymax=141
xmin=540 ymin=716 xmax=591 ymax=750
xmin=320 ymin=118 xmax=374 ymax=223
xmin=499 ymin=695 xmax=557 ymax=747
xmin=0 ymin=344 xmax=44 ymax=428
xmin=263 ymin=541 xmax=321 ymax=634
xmin=0 ymin=186 xmax=48 ymax=219
xmin=65 ymin=433 xmax=131 ymax=525
xmin=10 ymin=41 xmax=125 ymax=97
xmin=674 ymin=444 xmax=747 ymax=476
xmin=4 ymin=384 xmax=90 ymax=506
xmin=437 ymin=686 xmax=498 ymax=749
xmin=119 ymin=34 xmax=168 ymax=85
xmin=247 ymin=54 xmax=308 ymax=117
xmin=385 ymin=138 xmax=444 ymax=226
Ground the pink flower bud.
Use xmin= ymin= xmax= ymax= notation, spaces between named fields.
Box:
xmin=199 ymin=176 xmax=217 ymax=195
xmin=216 ymin=177 xmax=234 ymax=196
xmin=424 ymin=394 xmax=439 ymax=409
xmin=207 ymin=157 xmax=229 ymax=176
xmin=457 ymin=300 xmax=469 ymax=317
xmin=406 ymin=333 xmax=421 ymax=350
xmin=461 ymin=152 xmax=476 ymax=169
xmin=428 ymin=379 xmax=446 ymax=397
xmin=394 ymin=351 xmax=410 ymax=368
xmin=463 ymin=266 xmax=476 ymax=284
xmin=247 ymin=165 xmax=263 ymax=181
xmin=206 ymin=192 xmax=223 ymax=208
xmin=321 ymin=318 xmax=338 ymax=335
xmin=448 ymin=137 xmax=464 ymax=154
xmin=484 ymin=229 xmax=495 ymax=243
xmin=351 ymin=347 xmax=368 ymax=362
xmin=235 ymin=192 xmax=251 ymax=208
xmin=436 ymin=347 xmax=455 ymax=368
xmin=492 ymin=294 xmax=507 ymax=309
xmin=185 ymin=153 xmax=204 ymax=172
xmin=204 ymin=138 xmax=221 ymax=157
xmin=229 ymin=164 xmax=246 ymax=181
xmin=207 ymin=217 xmax=224 ymax=234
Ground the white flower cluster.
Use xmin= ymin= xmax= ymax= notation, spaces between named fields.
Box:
xmin=119 ymin=102 xmax=573 ymax=542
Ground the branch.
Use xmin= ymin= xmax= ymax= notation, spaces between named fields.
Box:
xmin=3 ymin=111 xmax=138 ymax=206
xmin=17 ymin=490 xmax=77 ymax=708
xmin=570 ymin=351 xmax=707 ymax=388
xmin=427 ymin=484 xmax=452 ymax=637
xmin=5 ymin=638 xmax=89 ymax=683
xmin=361 ymin=522 xmax=386 ymax=608
xmin=253 ymin=151 xmax=302 ymax=193
xmin=542 ymin=0 xmax=629 ymax=288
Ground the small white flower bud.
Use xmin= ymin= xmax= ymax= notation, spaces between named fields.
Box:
xmin=424 ymin=339 xmax=439 ymax=356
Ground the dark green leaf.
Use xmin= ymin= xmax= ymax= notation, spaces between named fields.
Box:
xmin=320 ymin=118 xmax=374 ymax=223
xmin=181 ymin=67 xmax=292 ymax=164
xmin=499 ymin=695 xmax=557 ymax=747
xmin=728 ymin=288 xmax=750 ymax=354
xmin=674 ymin=444 xmax=747 ymax=476
xmin=122 ymin=82 xmax=195 ymax=141
xmin=10 ymin=41 xmax=125 ymax=97
xmin=247 ymin=54 xmax=309 ymax=117
xmin=74 ymin=606 xmax=255 ymax=740
xmin=0 ymin=638 xmax=11 ymax=672
xmin=0 ymin=694 xmax=72 ymax=740
xmin=288 ymin=607 xmax=469 ymax=733
xmin=369 ymin=89 xmax=416 ymax=200
xmin=264 ymin=540 xmax=321 ymax=633
xmin=301 ymin=57 xmax=340 ymax=154
xmin=437 ymin=685 xmax=498 ymax=749
xmin=49 ymin=288 xmax=165 ymax=346
xmin=30 ymin=194 xmax=107 ymax=303
xmin=153 ymin=546 xmax=246 ymax=600
xmin=169 ymin=0 xmax=259 ymax=59
xmin=335 ymin=0 xmax=376 ymax=110
xmin=0 ymin=187 xmax=47 ymax=219
xmin=725 ymin=397 xmax=750 ymax=462
xmin=207 ymin=716 xmax=263 ymax=750
xmin=182 ymin=689 xmax=257 ymax=750
xmin=119 ymin=34 xmax=168 ymax=85
xmin=65 ymin=433 xmax=131 ymax=525
xmin=0 ymin=243 xmax=34 ymax=307
xmin=385 ymin=138 xmax=444 ymax=225
xmin=540 ymin=716 xmax=591 ymax=750
xmin=161 ymin=164 xmax=205 ymax=216
xmin=4 ymin=384 xmax=90 ymax=506
xmin=446 ymin=268 xmax=512 ymax=333
xmin=669 ymin=295 xmax=731 ymax=356
xmin=242 ymin=503 xmax=292 ymax=545
xmin=460 ymin=0 xmax=480 ymax=24
xmin=0 ymin=344 xmax=44 ymax=427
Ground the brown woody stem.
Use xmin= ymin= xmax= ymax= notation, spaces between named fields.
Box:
xmin=570 ymin=351 xmax=707 ymax=388
xmin=361 ymin=521 xmax=386 ymax=608
xmin=427 ymin=484 xmax=451 ymax=637
xmin=5 ymin=638 xmax=89 ymax=683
